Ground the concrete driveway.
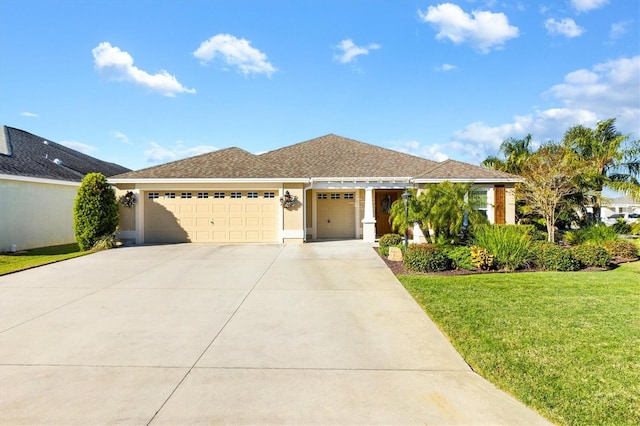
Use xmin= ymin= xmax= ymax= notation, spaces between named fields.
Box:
xmin=0 ymin=242 xmax=550 ymax=425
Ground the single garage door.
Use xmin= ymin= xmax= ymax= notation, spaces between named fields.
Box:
xmin=144 ymin=190 xmax=278 ymax=243
xmin=316 ymin=192 xmax=356 ymax=239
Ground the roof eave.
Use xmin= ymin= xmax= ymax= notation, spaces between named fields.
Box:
xmin=310 ymin=176 xmax=414 ymax=183
xmin=412 ymin=177 xmax=523 ymax=184
xmin=108 ymin=177 xmax=311 ymax=184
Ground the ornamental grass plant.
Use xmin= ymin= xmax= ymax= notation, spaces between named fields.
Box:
xmin=472 ymin=225 xmax=533 ymax=271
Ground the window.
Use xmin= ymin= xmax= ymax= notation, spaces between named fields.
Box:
xmin=317 ymin=193 xmax=327 ymax=200
xmin=197 ymin=192 xmax=209 ymax=199
xmin=330 ymin=193 xmax=341 ymax=200
xmin=472 ymin=189 xmax=488 ymax=219
xmin=164 ymin=192 xmax=175 ymax=199
xmin=247 ymin=192 xmax=258 ymax=199
xmin=230 ymin=192 xmax=242 ymax=199
xmin=148 ymin=192 xmax=159 ymax=199
xmin=263 ymin=192 xmax=275 ymax=198
xmin=344 ymin=193 xmax=354 ymax=200
xmin=214 ymin=192 xmax=225 ymax=199
xmin=181 ymin=192 xmax=192 ymax=199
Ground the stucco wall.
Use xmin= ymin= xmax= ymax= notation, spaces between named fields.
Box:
xmin=282 ymin=184 xmax=304 ymax=242
xmin=0 ymin=178 xmax=79 ymax=252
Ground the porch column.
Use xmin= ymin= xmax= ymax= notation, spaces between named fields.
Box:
xmin=362 ymin=187 xmax=376 ymax=242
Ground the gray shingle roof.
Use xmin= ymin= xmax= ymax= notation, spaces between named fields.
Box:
xmin=109 ymin=133 xmax=519 ymax=182
xmin=0 ymin=126 xmax=130 ymax=182
xmin=114 ymin=147 xmax=290 ymax=179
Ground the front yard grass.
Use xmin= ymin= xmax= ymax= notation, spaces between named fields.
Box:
xmin=399 ymin=262 xmax=640 ymax=426
xmin=0 ymin=243 xmax=88 ymax=275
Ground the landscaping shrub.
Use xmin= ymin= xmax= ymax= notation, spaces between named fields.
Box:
xmin=612 ymin=219 xmax=632 ymax=235
xmin=602 ymin=240 xmax=639 ymax=260
xmin=445 ymin=246 xmax=475 ymax=271
xmin=534 ymin=242 xmax=580 ymax=271
xmin=570 ymin=245 xmax=612 ymax=268
xmin=378 ymin=233 xmax=404 ymax=256
xmin=73 ymin=173 xmax=119 ymax=251
xmin=564 ymin=224 xmax=618 ymax=246
xmin=404 ymin=244 xmax=451 ymax=273
xmin=470 ymin=246 xmax=495 ymax=270
xmin=472 ymin=225 xmax=532 ymax=270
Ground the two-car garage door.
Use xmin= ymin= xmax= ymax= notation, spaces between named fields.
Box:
xmin=144 ymin=190 xmax=278 ymax=243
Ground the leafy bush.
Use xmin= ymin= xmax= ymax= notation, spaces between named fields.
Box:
xmin=602 ymin=240 xmax=639 ymax=260
xmin=570 ymin=245 xmax=612 ymax=268
xmin=564 ymin=224 xmax=618 ymax=246
xmin=470 ymin=246 xmax=495 ymax=270
xmin=73 ymin=173 xmax=119 ymax=251
xmin=472 ymin=225 xmax=533 ymax=270
xmin=404 ymin=244 xmax=451 ymax=273
xmin=534 ymin=243 xmax=580 ymax=271
xmin=612 ymin=219 xmax=632 ymax=234
xmin=445 ymin=246 xmax=475 ymax=271
xmin=378 ymin=233 xmax=404 ymax=256
xmin=631 ymin=222 xmax=640 ymax=236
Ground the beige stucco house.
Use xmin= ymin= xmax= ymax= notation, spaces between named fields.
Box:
xmin=110 ymin=134 xmax=520 ymax=244
xmin=0 ymin=126 xmax=130 ymax=252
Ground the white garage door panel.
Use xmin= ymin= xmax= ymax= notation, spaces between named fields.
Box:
xmin=145 ymin=192 xmax=278 ymax=243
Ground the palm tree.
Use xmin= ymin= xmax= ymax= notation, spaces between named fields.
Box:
xmin=562 ymin=118 xmax=640 ymax=222
xmin=389 ymin=182 xmax=487 ymax=244
xmin=482 ymin=135 xmax=534 ymax=224
xmin=481 ymin=134 xmax=533 ymax=175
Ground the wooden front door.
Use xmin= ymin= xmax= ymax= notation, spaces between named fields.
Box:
xmin=375 ymin=191 xmax=400 ymax=236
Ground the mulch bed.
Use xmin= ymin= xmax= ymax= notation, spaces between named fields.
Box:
xmin=374 ymin=247 xmax=634 ymax=276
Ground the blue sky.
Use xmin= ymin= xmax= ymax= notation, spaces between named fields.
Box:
xmin=1 ymin=0 xmax=638 ymax=172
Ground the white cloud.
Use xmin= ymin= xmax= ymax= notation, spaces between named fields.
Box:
xmin=570 ymin=0 xmax=609 ymax=13
xmin=402 ymin=55 xmax=639 ymax=164
xmin=545 ymin=18 xmax=584 ymax=38
xmin=333 ymin=39 xmax=381 ymax=64
xmin=92 ymin=42 xmax=196 ymax=96
xmin=418 ymin=3 xmax=519 ymax=53
xmin=112 ymin=131 xmax=130 ymax=144
xmin=610 ymin=20 xmax=631 ymax=39
xmin=390 ymin=140 xmax=450 ymax=162
xmin=20 ymin=112 xmax=40 ymax=118
xmin=60 ymin=141 xmax=97 ymax=154
xmin=193 ymin=34 xmax=276 ymax=77
xmin=436 ymin=63 xmax=458 ymax=71
xmin=144 ymin=141 xmax=218 ymax=164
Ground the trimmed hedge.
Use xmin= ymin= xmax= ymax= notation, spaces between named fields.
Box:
xmin=73 ymin=173 xmax=119 ymax=251
xmin=378 ymin=233 xmax=404 ymax=256
xmin=534 ymin=242 xmax=580 ymax=271
xmin=570 ymin=245 xmax=612 ymax=268
xmin=404 ymin=244 xmax=451 ymax=273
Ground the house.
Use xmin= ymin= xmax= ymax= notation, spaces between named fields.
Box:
xmin=601 ymin=195 xmax=640 ymax=219
xmin=109 ymin=134 xmax=520 ymax=244
xmin=0 ymin=126 xmax=130 ymax=252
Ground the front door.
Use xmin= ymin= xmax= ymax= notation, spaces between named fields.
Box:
xmin=375 ymin=191 xmax=400 ymax=236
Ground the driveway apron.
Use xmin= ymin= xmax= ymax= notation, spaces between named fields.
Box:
xmin=0 ymin=242 xmax=551 ymax=425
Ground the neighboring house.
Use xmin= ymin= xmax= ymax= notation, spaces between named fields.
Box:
xmin=0 ymin=126 xmax=130 ymax=252
xmin=110 ymin=134 xmax=520 ymax=244
xmin=601 ymin=195 xmax=640 ymax=219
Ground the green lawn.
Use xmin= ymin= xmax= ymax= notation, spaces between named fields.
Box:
xmin=399 ymin=262 xmax=640 ymax=426
xmin=0 ymin=243 xmax=88 ymax=275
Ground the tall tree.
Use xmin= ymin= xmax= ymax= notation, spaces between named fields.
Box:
xmin=481 ymin=134 xmax=534 ymax=175
xmin=519 ymin=144 xmax=583 ymax=242
xmin=562 ymin=118 xmax=640 ymax=221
